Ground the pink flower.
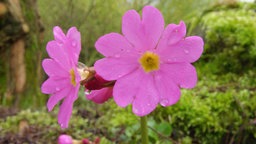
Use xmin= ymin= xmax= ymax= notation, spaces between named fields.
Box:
xmin=58 ymin=134 xmax=73 ymax=144
xmin=84 ymin=73 xmax=113 ymax=104
xmin=86 ymin=87 xmax=113 ymax=104
xmin=41 ymin=26 xmax=81 ymax=128
xmin=94 ymin=6 xmax=204 ymax=116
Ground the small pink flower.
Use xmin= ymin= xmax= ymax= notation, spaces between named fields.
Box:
xmin=58 ymin=134 xmax=73 ymax=144
xmin=86 ymin=87 xmax=113 ymax=104
xmin=41 ymin=26 xmax=81 ymax=128
xmin=83 ymin=73 xmax=113 ymax=104
xmin=94 ymin=6 xmax=204 ymax=116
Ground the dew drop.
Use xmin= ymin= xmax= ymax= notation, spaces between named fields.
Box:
xmin=167 ymin=58 xmax=177 ymax=62
xmin=155 ymin=75 xmax=161 ymax=80
xmin=60 ymin=123 xmax=65 ymax=128
xmin=160 ymin=99 xmax=169 ymax=107
xmin=184 ymin=49 xmax=189 ymax=54
xmin=133 ymin=108 xmax=139 ymax=114
xmin=72 ymin=41 xmax=77 ymax=47
xmin=114 ymin=54 xmax=120 ymax=58
xmin=84 ymin=91 xmax=90 ymax=95
xmin=56 ymin=87 xmax=60 ymax=91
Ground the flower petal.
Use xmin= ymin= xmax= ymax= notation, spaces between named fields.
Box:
xmin=95 ymin=33 xmax=134 ymax=57
xmin=113 ymin=69 xmax=144 ymax=107
xmin=161 ymin=63 xmax=197 ymax=89
xmin=47 ymin=86 xmax=72 ymax=111
xmin=122 ymin=9 xmax=143 ymax=50
xmin=132 ymin=74 xmax=159 ymax=116
xmin=158 ymin=36 xmax=204 ymax=63
xmin=157 ymin=21 xmax=186 ymax=52
xmin=46 ymin=41 xmax=70 ymax=70
xmin=41 ymin=77 xmax=70 ymax=94
xmin=122 ymin=6 xmax=165 ymax=51
xmin=53 ymin=26 xmax=66 ymax=43
xmin=154 ymin=71 xmax=181 ymax=107
xmin=87 ymin=88 xmax=113 ymax=104
xmin=58 ymin=96 xmax=74 ymax=129
xmin=94 ymin=57 xmax=139 ymax=81
xmin=67 ymin=27 xmax=81 ymax=62
xmin=141 ymin=5 xmax=164 ymax=50
xmin=42 ymin=59 xmax=68 ymax=77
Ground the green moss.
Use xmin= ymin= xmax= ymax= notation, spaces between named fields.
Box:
xmin=198 ymin=3 xmax=256 ymax=73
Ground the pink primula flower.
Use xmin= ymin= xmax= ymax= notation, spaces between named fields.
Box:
xmin=94 ymin=6 xmax=204 ymax=116
xmin=84 ymin=73 xmax=113 ymax=104
xmin=58 ymin=134 xmax=73 ymax=144
xmin=41 ymin=26 xmax=81 ymax=128
xmin=87 ymin=87 xmax=113 ymax=104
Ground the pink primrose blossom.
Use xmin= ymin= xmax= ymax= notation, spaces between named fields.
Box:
xmin=94 ymin=6 xmax=204 ymax=116
xmin=41 ymin=26 xmax=81 ymax=128
xmin=84 ymin=73 xmax=113 ymax=104
xmin=58 ymin=134 xmax=73 ymax=144
xmin=86 ymin=87 xmax=113 ymax=104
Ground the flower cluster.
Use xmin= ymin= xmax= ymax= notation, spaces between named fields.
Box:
xmin=41 ymin=5 xmax=203 ymax=128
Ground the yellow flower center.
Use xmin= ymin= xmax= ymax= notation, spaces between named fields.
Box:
xmin=139 ymin=51 xmax=160 ymax=73
xmin=69 ymin=69 xmax=76 ymax=87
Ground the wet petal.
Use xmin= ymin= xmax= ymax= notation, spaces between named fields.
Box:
xmin=122 ymin=6 xmax=165 ymax=51
xmin=46 ymin=41 xmax=70 ymax=70
xmin=42 ymin=59 xmax=68 ymax=77
xmin=67 ymin=27 xmax=81 ymax=62
xmin=87 ymin=88 xmax=113 ymax=104
xmin=113 ymin=69 xmax=144 ymax=107
xmin=158 ymin=36 xmax=204 ymax=63
xmin=94 ymin=57 xmax=139 ymax=81
xmin=132 ymin=74 xmax=159 ymax=116
xmin=41 ymin=77 xmax=70 ymax=94
xmin=154 ymin=71 xmax=181 ymax=107
xmin=57 ymin=89 xmax=76 ymax=128
xmin=161 ymin=63 xmax=197 ymax=88
xmin=141 ymin=5 xmax=164 ymax=50
xmin=53 ymin=26 xmax=66 ymax=43
xmin=157 ymin=21 xmax=186 ymax=52
xmin=47 ymin=86 xmax=72 ymax=111
xmin=122 ymin=9 xmax=143 ymax=50
xmin=95 ymin=33 xmax=134 ymax=57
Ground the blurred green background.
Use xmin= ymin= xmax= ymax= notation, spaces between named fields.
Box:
xmin=0 ymin=0 xmax=256 ymax=143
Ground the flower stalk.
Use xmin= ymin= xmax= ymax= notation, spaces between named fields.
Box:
xmin=140 ymin=116 xmax=149 ymax=144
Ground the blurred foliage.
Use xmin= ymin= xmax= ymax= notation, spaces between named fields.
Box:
xmin=197 ymin=2 xmax=256 ymax=73
xmin=1 ymin=0 xmax=256 ymax=144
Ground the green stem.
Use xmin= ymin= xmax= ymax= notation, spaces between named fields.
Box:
xmin=140 ymin=116 xmax=149 ymax=144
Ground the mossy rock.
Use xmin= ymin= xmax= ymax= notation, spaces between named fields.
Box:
xmin=194 ymin=2 xmax=256 ymax=73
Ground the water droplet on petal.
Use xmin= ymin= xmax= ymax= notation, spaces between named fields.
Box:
xmin=160 ymin=99 xmax=169 ymax=107
xmin=56 ymin=87 xmax=60 ymax=91
xmin=155 ymin=75 xmax=161 ymax=80
xmin=114 ymin=54 xmax=120 ymax=58
xmin=133 ymin=108 xmax=138 ymax=114
xmin=84 ymin=91 xmax=90 ymax=95
xmin=72 ymin=41 xmax=77 ymax=47
xmin=167 ymin=58 xmax=177 ymax=63
xmin=184 ymin=49 xmax=189 ymax=54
